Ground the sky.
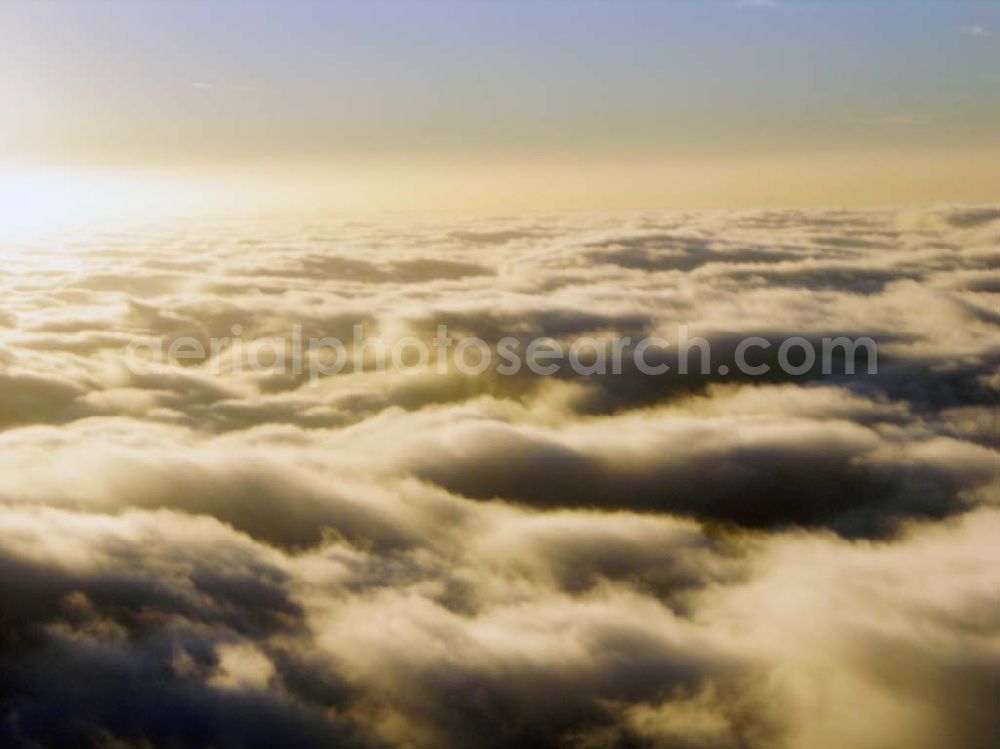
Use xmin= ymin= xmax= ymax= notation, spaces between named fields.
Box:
xmin=1 ymin=0 xmax=998 ymax=215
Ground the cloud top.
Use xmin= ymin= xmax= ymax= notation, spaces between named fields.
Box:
xmin=0 ymin=205 xmax=997 ymax=748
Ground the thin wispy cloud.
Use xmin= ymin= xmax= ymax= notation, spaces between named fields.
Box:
xmin=732 ymin=0 xmax=782 ymax=8
xmin=862 ymin=114 xmax=917 ymax=127
xmin=961 ymin=24 xmax=992 ymax=38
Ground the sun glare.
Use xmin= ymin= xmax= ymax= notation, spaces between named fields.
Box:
xmin=0 ymin=167 xmax=235 ymax=245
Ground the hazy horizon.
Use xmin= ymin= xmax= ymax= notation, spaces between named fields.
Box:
xmin=3 ymin=0 xmax=998 ymax=222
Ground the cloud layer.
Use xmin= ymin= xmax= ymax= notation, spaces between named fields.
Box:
xmin=0 ymin=205 xmax=997 ymax=748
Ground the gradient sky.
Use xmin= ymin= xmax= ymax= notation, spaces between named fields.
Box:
xmin=1 ymin=0 xmax=998 ymax=214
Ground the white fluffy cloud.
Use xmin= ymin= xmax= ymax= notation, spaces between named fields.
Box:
xmin=0 ymin=206 xmax=996 ymax=748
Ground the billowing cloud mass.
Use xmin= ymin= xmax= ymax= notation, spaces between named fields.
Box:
xmin=0 ymin=206 xmax=997 ymax=748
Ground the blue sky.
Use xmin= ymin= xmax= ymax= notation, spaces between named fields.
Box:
xmin=1 ymin=0 xmax=997 ymax=210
